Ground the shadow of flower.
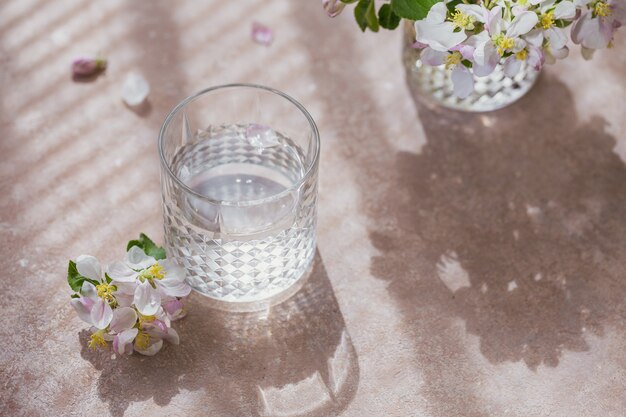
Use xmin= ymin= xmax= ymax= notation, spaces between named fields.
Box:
xmin=369 ymin=72 xmax=626 ymax=371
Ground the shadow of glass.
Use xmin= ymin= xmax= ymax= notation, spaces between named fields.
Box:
xmin=369 ymin=72 xmax=626 ymax=372
xmin=79 ymin=251 xmax=359 ymax=417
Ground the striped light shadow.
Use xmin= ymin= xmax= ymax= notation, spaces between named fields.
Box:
xmin=12 ymin=3 xmax=130 ymax=80
xmin=79 ymin=189 xmax=163 ymax=257
xmin=5 ymin=20 xmax=134 ymax=118
xmin=175 ymin=1 xmax=264 ymax=51
xmin=11 ymin=118 xmax=135 ymax=203
xmin=30 ymin=137 xmax=157 ymax=249
xmin=1 ymin=0 xmax=90 ymax=54
xmin=38 ymin=161 xmax=160 ymax=255
xmin=0 ymin=0 xmax=50 ymax=36
xmin=4 ymin=42 xmax=153 ymax=161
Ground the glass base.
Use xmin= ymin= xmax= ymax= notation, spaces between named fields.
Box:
xmin=407 ymin=59 xmax=540 ymax=112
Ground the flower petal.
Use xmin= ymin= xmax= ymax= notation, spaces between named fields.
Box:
xmin=163 ymin=298 xmax=186 ymax=320
xmin=507 ymin=11 xmax=539 ymax=37
xmin=134 ymin=281 xmax=161 ymax=316
xmin=427 ymin=2 xmax=448 ymax=23
xmin=503 ymin=56 xmax=523 ymax=77
xmin=161 ymin=260 xmax=186 ymax=283
xmin=554 ymin=1 xmax=576 ymax=19
xmin=524 ymin=29 xmax=544 ymax=47
xmin=420 ymin=47 xmax=447 ymax=66
xmin=473 ymin=41 xmax=499 ymax=76
xmin=70 ymin=297 xmax=94 ymax=324
xmin=111 ymin=281 xmax=136 ymax=296
xmin=527 ymin=46 xmax=545 ymax=70
xmin=546 ymin=27 xmax=568 ymax=51
xmin=551 ymin=45 xmax=570 ymax=60
xmin=90 ymin=299 xmax=113 ymax=329
xmin=76 ymin=255 xmax=102 ymax=282
xmin=323 ymin=0 xmax=345 ymax=17
xmin=107 ymin=261 xmax=138 ymax=283
xmin=251 ymin=22 xmax=273 ymax=46
xmin=158 ymin=279 xmax=192 ymax=297
xmin=80 ymin=281 xmax=98 ymax=301
xmin=456 ymin=4 xmax=486 ymax=22
xmin=487 ymin=6 xmax=503 ymax=35
xmin=415 ymin=21 xmax=467 ymax=51
xmin=135 ymin=339 xmax=163 ymax=356
xmin=162 ymin=327 xmax=179 ymax=345
xmin=451 ymin=66 xmax=474 ymax=99
xmin=109 ymin=307 xmax=138 ymax=333
xmin=581 ymin=46 xmax=595 ymax=60
xmin=145 ymin=324 xmax=180 ymax=345
xmin=126 ymin=246 xmax=156 ymax=270
xmin=113 ymin=328 xmax=138 ymax=355
xmin=571 ymin=14 xmax=612 ymax=49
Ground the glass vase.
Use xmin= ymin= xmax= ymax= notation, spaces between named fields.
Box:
xmin=402 ymin=21 xmax=540 ymax=112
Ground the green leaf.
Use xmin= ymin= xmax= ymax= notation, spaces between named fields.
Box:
xmin=378 ymin=3 xmax=401 ymax=29
xmin=105 ymin=273 xmax=113 ymax=284
xmin=71 ymin=294 xmax=80 ymax=299
xmin=126 ymin=233 xmax=166 ymax=260
xmin=67 ymin=260 xmax=99 ymax=293
xmin=391 ymin=0 xmax=440 ymax=21
xmin=354 ymin=0 xmax=370 ymax=31
xmin=355 ymin=0 xmax=379 ymax=32
xmin=341 ymin=0 xmax=359 ymax=3
xmin=365 ymin=0 xmax=380 ymax=32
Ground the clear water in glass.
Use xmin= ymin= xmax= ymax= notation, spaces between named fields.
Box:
xmin=163 ymin=124 xmax=317 ymax=302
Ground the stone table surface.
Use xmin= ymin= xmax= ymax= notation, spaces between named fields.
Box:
xmin=2 ymin=1 xmax=626 ymax=416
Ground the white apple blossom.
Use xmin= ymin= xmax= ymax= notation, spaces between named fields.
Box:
xmin=107 ymin=246 xmax=191 ymax=316
xmin=67 ymin=234 xmax=190 ymax=357
xmin=402 ymin=0 xmax=625 ymax=98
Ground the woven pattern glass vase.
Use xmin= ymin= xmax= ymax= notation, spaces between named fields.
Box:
xmin=402 ymin=21 xmax=540 ymax=112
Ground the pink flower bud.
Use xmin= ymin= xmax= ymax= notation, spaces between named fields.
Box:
xmin=71 ymin=57 xmax=107 ymax=78
xmin=323 ymin=0 xmax=346 ymax=17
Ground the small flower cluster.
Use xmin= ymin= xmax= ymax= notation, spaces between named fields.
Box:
xmin=68 ymin=234 xmax=191 ymax=356
xmin=325 ymin=0 xmax=625 ymax=98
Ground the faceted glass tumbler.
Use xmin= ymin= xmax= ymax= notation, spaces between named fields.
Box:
xmin=158 ymin=84 xmax=320 ymax=304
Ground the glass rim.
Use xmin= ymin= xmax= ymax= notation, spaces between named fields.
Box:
xmin=158 ymin=83 xmax=320 ymax=207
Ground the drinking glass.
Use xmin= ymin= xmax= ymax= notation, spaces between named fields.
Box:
xmin=158 ymin=84 xmax=319 ymax=304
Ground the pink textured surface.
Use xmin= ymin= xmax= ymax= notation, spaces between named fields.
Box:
xmin=1 ymin=1 xmax=626 ymax=416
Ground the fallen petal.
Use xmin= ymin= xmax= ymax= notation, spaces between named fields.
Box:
xmin=252 ymin=22 xmax=273 ymax=46
xmin=121 ymin=72 xmax=150 ymax=107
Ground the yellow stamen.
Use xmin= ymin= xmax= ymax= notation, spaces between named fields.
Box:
xmin=135 ymin=332 xmax=150 ymax=350
xmin=138 ymin=313 xmax=155 ymax=325
xmin=89 ymin=330 xmax=107 ymax=350
xmin=518 ymin=0 xmax=528 ymax=5
xmin=540 ymin=11 xmax=555 ymax=29
xmin=445 ymin=51 xmax=463 ymax=69
xmin=495 ymin=35 xmax=515 ymax=56
xmin=96 ymin=283 xmax=116 ymax=301
xmin=515 ymin=49 xmax=528 ymax=61
xmin=147 ymin=262 xmax=165 ymax=280
xmin=451 ymin=10 xmax=476 ymax=30
xmin=595 ymin=1 xmax=612 ymax=17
